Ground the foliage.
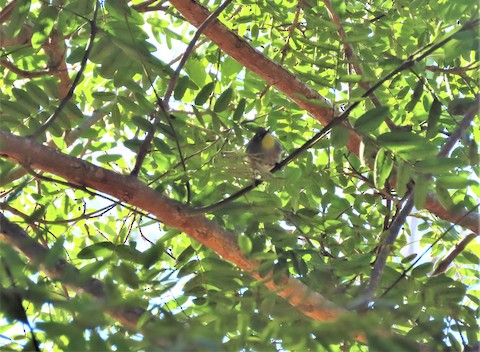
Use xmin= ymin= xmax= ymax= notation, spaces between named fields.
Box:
xmin=0 ymin=0 xmax=479 ymax=351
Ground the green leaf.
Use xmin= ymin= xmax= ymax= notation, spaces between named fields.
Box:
xmin=435 ymin=184 xmax=454 ymax=210
xmin=77 ymin=242 xmax=115 ymax=259
xmin=330 ymin=125 xmax=349 ymax=148
xmin=411 ymin=262 xmax=433 ymax=277
xmin=213 ymin=87 xmax=234 ymax=113
xmin=6 ymin=0 xmax=31 ymax=37
xmin=0 ymin=289 xmax=28 ymax=323
xmin=354 ymin=106 xmax=389 ymax=134
xmin=174 ymin=76 xmax=190 ymax=101
xmin=31 ymin=6 xmax=58 ymax=49
xmin=194 ymin=82 xmax=215 ymax=106
xmin=92 ymin=92 xmax=117 ymax=101
xmin=396 ymin=160 xmax=411 ymax=197
xmin=25 ymin=82 xmax=50 ymax=107
xmin=12 ymin=88 xmax=40 ymax=112
xmin=377 ymin=132 xmax=436 ymax=157
xmin=176 ymin=245 xmax=195 ymax=267
xmin=222 ymin=57 xmax=243 ymax=81
xmin=44 ymin=236 xmax=65 ymax=269
xmin=374 ymin=148 xmax=393 ymax=188
xmin=1 ymin=100 xmax=31 ymax=117
xmin=436 ymin=175 xmax=476 ymax=189
xmin=415 ymin=157 xmax=467 ymax=174
xmin=414 ymin=175 xmax=430 ymax=209
xmin=405 ymin=79 xmax=424 ymax=112
xmin=448 ymin=97 xmax=476 ymax=116
xmin=115 ymin=262 xmax=139 ymax=288
xmin=131 ymin=116 xmax=154 ymax=131
xmin=192 ymin=105 xmax=205 ymax=126
xmin=426 ymin=98 xmax=442 ymax=139
xmin=232 ymin=98 xmax=246 ymax=122
xmin=238 ymin=234 xmax=252 ymax=255
xmin=141 ymin=242 xmax=164 ymax=270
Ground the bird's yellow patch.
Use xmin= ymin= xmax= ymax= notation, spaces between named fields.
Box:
xmin=261 ymin=133 xmax=275 ymax=149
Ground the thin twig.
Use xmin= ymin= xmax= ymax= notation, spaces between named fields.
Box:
xmin=163 ymin=0 xmax=234 ymax=106
xmin=439 ymin=94 xmax=480 ymax=157
xmin=425 ymin=64 xmax=479 ymax=75
xmin=0 ymin=58 xmax=56 ymax=78
xmin=31 ymin=1 xmax=99 ymax=139
xmin=432 ymin=232 xmax=478 ymax=275
xmin=193 ymin=20 xmax=479 ymax=213
xmin=379 ymin=204 xmax=479 ymax=298
xmin=131 ymin=0 xmax=233 ymax=193
xmin=1 ymin=259 xmax=41 ymax=351
xmin=0 ymin=202 xmax=116 ymax=225
xmin=323 ymin=0 xmax=399 ymax=130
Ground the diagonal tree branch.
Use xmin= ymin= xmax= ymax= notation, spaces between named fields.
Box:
xmin=163 ymin=0 xmax=479 ymax=233
xmin=0 ymin=131 xmax=353 ymax=329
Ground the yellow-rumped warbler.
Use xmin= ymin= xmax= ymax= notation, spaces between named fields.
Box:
xmin=246 ymin=128 xmax=283 ymax=174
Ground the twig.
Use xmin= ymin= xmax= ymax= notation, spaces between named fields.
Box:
xmin=1 ymin=258 xmax=41 ymax=351
xmin=0 ymin=202 xmax=116 ymax=225
xmin=21 ymin=164 xmax=159 ymax=223
xmin=0 ymin=0 xmax=17 ymax=24
xmin=323 ymin=0 xmax=401 ymax=130
xmin=439 ymin=94 xmax=480 ymax=157
xmin=0 ymin=58 xmax=55 ymax=78
xmin=192 ymin=114 xmax=344 ymax=213
xmin=0 ymin=213 xmax=173 ymax=348
xmin=432 ymin=232 xmax=478 ymax=275
xmin=259 ymin=0 xmax=303 ymax=99
xmin=132 ymin=0 xmax=169 ymax=12
xmin=131 ymin=0 xmax=233 ymax=187
xmin=30 ymin=1 xmax=99 ymax=139
xmin=163 ymin=0 xmax=234 ymax=106
xmin=192 ymin=20 xmax=480 ymax=213
xmin=350 ymin=189 xmax=414 ymax=309
xmin=425 ymin=64 xmax=479 ymax=75
xmin=65 ymin=101 xmax=113 ymax=144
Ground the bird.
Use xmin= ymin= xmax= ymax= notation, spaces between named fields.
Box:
xmin=245 ymin=128 xmax=283 ymax=174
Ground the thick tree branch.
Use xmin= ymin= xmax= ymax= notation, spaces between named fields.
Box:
xmin=164 ymin=0 xmax=479 ymax=233
xmin=0 ymin=131 xmax=353 ymax=329
xmin=165 ymin=0 xmax=350 ymax=147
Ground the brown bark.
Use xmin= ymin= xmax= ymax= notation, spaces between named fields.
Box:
xmin=164 ymin=0 xmax=479 ymax=234
xmin=0 ymin=131 xmax=350 ymax=326
xmin=167 ymin=0 xmax=361 ymax=154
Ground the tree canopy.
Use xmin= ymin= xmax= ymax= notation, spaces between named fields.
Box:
xmin=0 ymin=0 xmax=479 ymax=351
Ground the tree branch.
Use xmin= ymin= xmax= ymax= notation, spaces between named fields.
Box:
xmin=0 ymin=58 xmax=55 ymax=78
xmin=165 ymin=0 xmax=479 ymax=233
xmin=0 ymin=131 xmax=356 ymax=331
